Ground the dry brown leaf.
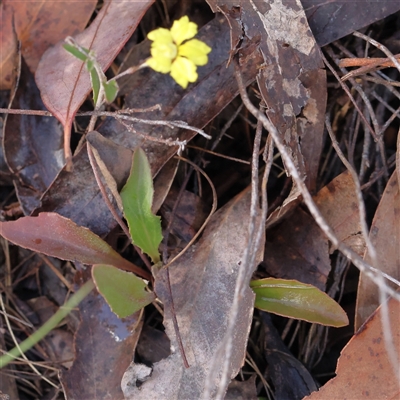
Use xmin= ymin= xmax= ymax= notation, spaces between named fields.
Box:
xmin=61 ymin=273 xmax=143 ymax=400
xmin=314 ymin=170 xmax=366 ymax=256
xmin=264 ymin=207 xmax=330 ymax=291
xmin=210 ymin=0 xmax=326 ymax=191
xmin=35 ymin=0 xmax=154 ymax=166
xmin=4 ymin=0 xmax=96 ymax=75
xmin=304 ymin=296 xmax=400 ymax=400
xmin=356 ymin=171 xmax=400 ymax=330
xmin=122 ymin=187 xmax=263 ymax=399
xmin=0 ymin=2 xmax=17 ymax=90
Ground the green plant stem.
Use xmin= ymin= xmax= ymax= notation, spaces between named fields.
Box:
xmin=0 ymin=280 xmax=95 ymax=369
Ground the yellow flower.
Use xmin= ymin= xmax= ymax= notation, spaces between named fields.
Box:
xmin=146 ymin=16 xmax=212 ymax=89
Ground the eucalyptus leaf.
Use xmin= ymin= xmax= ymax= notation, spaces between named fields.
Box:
xmin=121 ymin=148 xmax=163 ymax=263
xmin=92 ymin=264 xmax=155 ymax=318
xmin=251 ymin=278 xmax=349 ymax=327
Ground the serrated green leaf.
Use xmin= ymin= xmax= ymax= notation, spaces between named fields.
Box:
xmin=120 ymin=148 xmax=163 ymax=263
xmin=63 ymin=43 xmax=89 ymax=62
xmin=103 ymin=80 xmax=119 ymax=103
xmin=250 ymin=278 xmax=349 ymax=327
xmin=89 ymin=68 xmax=100 ymax=104
xmin=92 ymin=264 xmax=155 ymax=318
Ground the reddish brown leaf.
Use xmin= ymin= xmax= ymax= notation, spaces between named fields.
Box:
xmin=3 ymin=59 xmax=64 ymax=214
xmin=4 ymin=0 xmax=96 ymax=75
xmin=305 ymin=297 xmax=400 ymax=400
xmin=61 ymin=271 xmax=143 ymax=400
xmin=122 ymin=187 xmax=264 ymax=399
xmin=35 ymin=0 xmax=154 ymax=162
xmin=356 ymin=171 xmax=400 ymax=330
xmin=0 ymin=213 xmax=145 ymax=277
xmin=0 ymin=2 xmax=17 ymax=90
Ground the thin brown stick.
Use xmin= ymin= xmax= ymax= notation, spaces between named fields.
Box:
xmin=353 ymin=32 xmax=400 ymax=73
xmin=187 ymin=145 xmax=250 ymax=164
xmin=339 ymin=54 xmax=400 ymax=68
xmin=164 ymin=266 xmax=189 ymax=369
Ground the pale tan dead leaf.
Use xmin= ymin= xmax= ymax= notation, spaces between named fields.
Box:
xmin=356 ymin=171 xmax=400 ymax=330
xmin=314 ymin=170 xmax=366 ymax=256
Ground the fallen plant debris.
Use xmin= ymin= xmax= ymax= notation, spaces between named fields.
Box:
xmin=0 ymin=1 xmax=400 ymax=399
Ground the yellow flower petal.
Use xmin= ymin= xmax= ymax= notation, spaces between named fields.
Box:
xmin=151 ymin=42 xmax=177 ymax=61
xmin=170 ymin=56 xmax=198 ymax=88
xmin=147 ymin=28 xmax=173 ymax=44
xmin=170 ymin=16 xmax=198 ymax=45
xmin=178 ymin=39 xmax=212 ymax=66
xmin=146 ymin=56 xmax=172 ymax=74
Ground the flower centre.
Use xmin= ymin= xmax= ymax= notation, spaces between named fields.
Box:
xmin=163 ymin=42 xmax=178 ymax=60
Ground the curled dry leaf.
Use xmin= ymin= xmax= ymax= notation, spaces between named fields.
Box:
xmin=122 ymin=187 xmax=264 ymax=399
xmin=355 ymin=171 xmax=400 ymax=330
xmin=313 ymin=171 xmax=366 ymax=256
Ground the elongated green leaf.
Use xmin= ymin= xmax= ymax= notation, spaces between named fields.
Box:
xmin=89 ymin=68 xmax=100 ymax=104
xmin=250 ymin=278 xmax=349 ymax=327
xmin=63 ymin=43 xmax=89 ymax=62
xmin=92 ymin=264 xmax=155 ymax=318
xmin=120 ymin=148 xmax=162 ymax=263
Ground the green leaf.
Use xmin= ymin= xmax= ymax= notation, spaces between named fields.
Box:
xmin=250 ymin=278 xmax=349 ymax=327
xmin=92 ymin=264 xmax=155 ymax=318
xmin=89 ymin=68 xmax=101 ymax=104
xmin=120 ymin=148 xmax=163 ymax=263
xmin=103 ymin=79 xmax=119 ymax=103
xmin=63 ymin=43 xmax=89 ymax=62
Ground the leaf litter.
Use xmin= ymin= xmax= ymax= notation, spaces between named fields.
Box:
xmin=0 ymin=0 xmax=400 ymax=399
